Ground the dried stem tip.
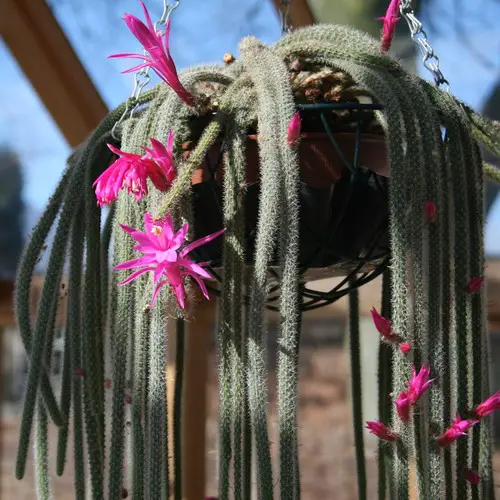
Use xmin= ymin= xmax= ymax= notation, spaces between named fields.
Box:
xmin=223 ymin=52 xmax=235 ymax=64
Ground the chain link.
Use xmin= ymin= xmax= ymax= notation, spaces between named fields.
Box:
xmin=279 ymin=0 xmax=292 ymax=35
xmin=399 ymin=0 xmax=450 ymax=92
xmin=112 ymin=0 xmax=180 ymax=139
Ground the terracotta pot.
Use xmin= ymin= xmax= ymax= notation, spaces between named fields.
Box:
xmin=188 ymin=132 xmax=388 ymax=186
xmin=184 ymin=132 xmax=390 ymax=275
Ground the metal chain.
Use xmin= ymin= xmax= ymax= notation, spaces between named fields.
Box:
xmin=112 ymin=0 xmax=180 ymax=139
xmin=280 ymin=0 xmax=292 ymax=35
xmin=399 ymin=0 xmax=450 ymax=92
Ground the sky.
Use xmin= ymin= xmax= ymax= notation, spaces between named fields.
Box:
xmin=0 ymin=0 xmax=499 ymax=252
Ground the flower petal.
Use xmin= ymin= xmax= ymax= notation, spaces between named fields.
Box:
xmin=117 ymin=267 xmax=154 ymax=286
xmin=180 ymin=229 xmax=224 ymax=257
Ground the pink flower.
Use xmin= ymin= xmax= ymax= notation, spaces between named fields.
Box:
xmin=406 ymin=365 xmax=433 ymax=405
xmin=395 ymin=391 xmax=410 ymax=423
xmin=115 ymin=212 xmax=224 ymax=309
xmin=94 ymin=136 xmax=176 ymax=206
xmin=74 ymin=367 xmax=86 ymax=378
xmin=465 ymin=469 xmax=481 ymax=485
xmin=465 ymin=276 xmax=485 ymax=294
xmin=287 ymin=112 xmax=301 ymax=147
xmin=399 ymin=343 xmax=412 ymax=354
xmin=436 ymin=413 xmax=478 ymax=447
xmin=104 ymin=379 xmax=112 ymax=389
xmin=377 ymin=0 xmax=401 ymax=52
xmin=474 ymin=390 xmax=500 ymax=418
xmin=94 ymin=145 xmax=149 ymax=206
xmin=425 ymin=200 xmax=437 ymax=223
xmin=141 ymin=132 xmax=177 ymax=190
xmin=110 ymin=1 xmax=194 ymax=106
xmin=370 ymin=307 xmax=400 ymax=342
xmin=365 ymin=421 xmax=397 ymax=441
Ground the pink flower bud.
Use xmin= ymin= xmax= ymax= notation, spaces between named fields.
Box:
xmin=436 ymin=414 xmax=478 ymax=447
xmin=406 ymin=365 xmax=433 ymax=405
xmin=425 ymin=200 xmax=437 ymax=223
xmin=365 ymin=421 xmax=398 ymax=441
xmin=377 ymin=0 xmax=401 ymax=52
xmin=465 ymin=469 xmax=481 ymax=485
xmin=399 ymin=343 xmax=412 ymax=354
xmin=474 ymin=390 xmax=500 ymax=418
xmin=287 ymin=112 xmax=301 ymax=147
xmin=395 ymin=391 xmax=410 ymax=423
xmin=465 ymin=276 xmax=485 ymax=294
xmin=371 ymin=307 xmax=400 ymax=342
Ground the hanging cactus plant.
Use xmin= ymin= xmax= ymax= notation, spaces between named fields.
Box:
xmin=13 ymin=2 xmax=500 ymax=499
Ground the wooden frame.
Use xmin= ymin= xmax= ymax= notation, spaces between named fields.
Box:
xmin=0 ymin=0 xmax=108 ymax=147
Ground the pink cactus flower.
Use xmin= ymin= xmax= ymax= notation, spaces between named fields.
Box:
xmin=377 ymin=0 xmax=401 ymax=52
xmin=115 ymin=212 xmax=224 ymax=309
xmin=287 ymin=112 xmax=301 ymax=147
xmin=395 ymin=391 xmax=410 ymax=423
xmin=74 ymin=367 xmax=86 ymax=378
xmin=465 ymin=276 xmax=485 ymax=294
xmin=465 ymin=469 xmax=481 ymax=485
xmin=436 ymin=413 xmax=478 ymax=447
xmin=104 ymin=379 xmax=112 ymax=390
xmin=365 ymin=421 xmax=397 ymax=441
xmin=110 ymin=1 xmax=194 ymax=106
xmin=425 ymin=200 xmax=437 ymax=223
xmin=474 ymin=390 xmax=500 ymax=418
xmin=370 ymin=307 xmax=400 ymax=342
xmin=141 ymin=132 xmax=177 ymax=190
xmin=399 ymin=343 xmax=412 ymax=354
xmin=94 ymin=136 xmax=176 ymax=206
xmin=94 ymin=145 xmax=149 ymax=206
xmin=406 ymin=365 xmax=433 ymax=405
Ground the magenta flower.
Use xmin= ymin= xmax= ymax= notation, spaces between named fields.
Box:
xmin=110 ymin=1 xmax=194 ymax=106
xmin=436 ymin=413 xmax=478 ymax=447
xmin=395 ymin=391 xmax=410 ymax=423
xmin=365 ymin=421 xmax=397 ymax=441
xmin=474 ymin=390 xmax=500 ymax=418
xmin=141 ymin=132 xmax=177 ymax=190
xmin=370 ymin=307 xmax=400 ymax=343
xmin=406 ymin=365 xmax=433 ymax=405
xmin=465 ymin=469 xmax=481 ymax=485
xmin=94 ymin=144 xmax=150 ymax=206
xmin=465 ymin=276 xmax=485 ymax=294
xmin=287 ymin=112 xmax=301 ymax=147
xmin=425 ymin=200 xmax=437 ymax=223
xmin=377 ymin=0 xmax=401 ymax=52
xmin=115 ymin=212 xmax=224 ymax=309
xmin=94 ymin=136 xmax=177 ymax=206
xmin=399 ymin=343 xmax=412 ymax=354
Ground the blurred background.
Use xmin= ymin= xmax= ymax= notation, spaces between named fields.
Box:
xmin=0 ymin=0 xmax=499 ymax=498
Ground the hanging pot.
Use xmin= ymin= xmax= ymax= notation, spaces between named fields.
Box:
xmin=183 ymin=108 xmax=390 ymax=280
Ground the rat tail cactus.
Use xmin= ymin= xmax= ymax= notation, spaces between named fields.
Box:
xmin=13 ymin=5 xmax=500 ymax=499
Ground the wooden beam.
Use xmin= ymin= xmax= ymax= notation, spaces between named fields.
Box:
xmin=0 ymin=0 xmax=108 ymax=147
xmin=273 ymin=0 xmax=315 ymax=28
